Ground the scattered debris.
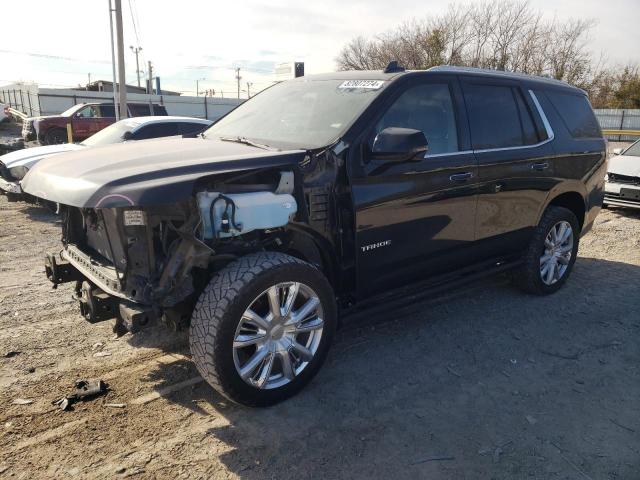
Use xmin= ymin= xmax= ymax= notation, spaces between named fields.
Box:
xmin=115 ymin=467 xmax=126 ymax=474
xmin=510 ymin=359 xmax=517 ymax=365
xmin=446 ymin=366 xmax=462 ymax=378
xmin=105 ymin=403 xmax=127 ymax=409
xmin=4 ymin=351 xmax=20 ymax=358
xmin=537 ymin=348 xmax=581 ymax=360
xmin=52 ymin=379 xmax=109 ymax=411
xmin=93 ymin=351 xmax=112 ymax=358
xmin=91 ymin=342 xmax=104 ymax=351
xmin=411 ymin=456 xmax=455 ymax=465
xmin=609 ymin=418 xmax=635 ymax=433
xmin=12 ymin=398 xmax=34 ymax=405
xmin=525 ymin=415 xmax=538 ymax=425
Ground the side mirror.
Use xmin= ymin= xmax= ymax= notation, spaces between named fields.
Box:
xmin=371 ymin=127 xmax=428 ymax=162
xmin=612 ymin=147 xmax=623 ymax=155
xmin=122 ymin=131 xmax=134 ymax=141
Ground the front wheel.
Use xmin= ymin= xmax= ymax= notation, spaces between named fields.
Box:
xmin=189 ymin=252 xmax=337 ymax=407
xmin=513 ymin=206 xmax=580 ymax=295
xmin=43 ymin=128 xmax=67 ymax=145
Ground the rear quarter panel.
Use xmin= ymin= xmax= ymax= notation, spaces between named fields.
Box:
xmin=533 ymin=88 xmax=606 ymax=231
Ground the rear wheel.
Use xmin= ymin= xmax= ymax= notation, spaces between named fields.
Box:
xmin=189 ymin=252 xmax=337 ymax=407
xmin=513 ymin=206 xmax=580 ymax=295
xmin=44 ymin=128 xmax=67 ymax=145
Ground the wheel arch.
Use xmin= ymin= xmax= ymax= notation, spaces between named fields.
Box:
xmin=280 ymin=225 xmax=339 ymax=290
xmin=545 ymin=191 xmax=586 ymax=231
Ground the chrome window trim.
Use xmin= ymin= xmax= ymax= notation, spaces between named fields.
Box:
xmin=425 ymin=150 xmax=474 ymax=158
xmin=528 ymin=89 xmax=555 ymax=141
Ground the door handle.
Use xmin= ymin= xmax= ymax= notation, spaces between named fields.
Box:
xmin=449 ymin=172 xmax=473 ymax=182
xmin=530 ymin=162 xmax=549 ymax=171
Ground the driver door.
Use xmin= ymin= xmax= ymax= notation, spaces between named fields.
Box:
xmin=71 ymin=105 xmax=101 ymax=140
xmin=351 ymin=78 xmax=479 ymax=297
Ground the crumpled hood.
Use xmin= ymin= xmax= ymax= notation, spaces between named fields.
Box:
xmin=608 ymin=155 xmax=640 ymax=177
xmin=0 ymin=143 xmax=85 ymax=170
xmin=22 ymin=137 xmax=305 ymax=208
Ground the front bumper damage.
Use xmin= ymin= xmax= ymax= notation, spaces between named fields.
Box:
xmin=0 ymin=177 xmax=23 ymax=196
xmin=45 ymin=252 xmax=159 ymax=334
xmin=604 ymin=180 xmax=640 ymax=209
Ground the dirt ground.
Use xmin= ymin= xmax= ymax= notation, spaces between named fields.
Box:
xmin=0 ymin=192 xmax=639 ymax=479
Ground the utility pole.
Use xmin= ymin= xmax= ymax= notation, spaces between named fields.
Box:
xmin=114 ymin=0 xmax=127 ymax=118
xmin=246 ymin=81 xmax=253 ymax=98
xmin=235 ymin=68 xmax=241 ymax=99
xmin=196 ymin=77 xmax=205 ymax=97
xmin=130 ymin=46 xmax=143 ymax=88
xmin=147 ymin=61 xmax=153 ymax=94
xmin=108 ymin=0 xmax=119 ymax=119
xmin=87 ymin=73 xmax=91 ymax=91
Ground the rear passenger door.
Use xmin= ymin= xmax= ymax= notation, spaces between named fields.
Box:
xmin=461 ymin=78 xmax=555 ymax=256
xmin=352 ymin=77 xmax=478 ymax=297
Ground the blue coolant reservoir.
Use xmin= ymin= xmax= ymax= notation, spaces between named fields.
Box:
xmin=197 ymin=191 xmax=297 ymax=239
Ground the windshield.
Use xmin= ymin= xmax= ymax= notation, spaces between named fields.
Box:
xmin=203 ymin=79 xmax=387 ymax=149
xmin=60 ymin=104 xmax=84 ymax=117
xmin=622 ymin=139 xmax=640 ymax=157
xmin=81 ymin=119 xmax=139 ymax=147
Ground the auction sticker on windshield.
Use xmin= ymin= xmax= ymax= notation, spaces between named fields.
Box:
xmin=338 ymin=80 xmax=385 ymax=89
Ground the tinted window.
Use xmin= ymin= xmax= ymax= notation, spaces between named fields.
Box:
xmin=545 ymin=91 xmax=601 ymax=138
xmin=374 ymin=83 xmax=458 ymax=155
xmin=464 ymin=84 xmax=539 ymax=149
xmin=129 ymin=104 xmax=151 ymax=116
xmin=179 ymin=122 xmax=207 ymax=135
xmin=133 ymin=122 xmax=180 ymax=140
xmin=514 ymin=91 xmax=540 ymax=144
xmin=151 ymin=105 xmax=168 ymax=116
xmin=99 ymin=104 xmax=115 ymax=118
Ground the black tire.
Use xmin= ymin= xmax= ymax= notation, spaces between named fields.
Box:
xmin=189 ymin=252 xmax=337 ymax=407
xmin=44 ymin=128 xmax=67 ymax=145
xmin=513 ymin=205 xmax=580 ymax=295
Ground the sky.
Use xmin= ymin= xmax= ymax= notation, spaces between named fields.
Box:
xmin=2 ymin=0 xmax=638 ymax=98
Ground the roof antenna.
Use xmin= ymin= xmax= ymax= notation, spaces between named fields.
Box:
xmin=384 ymin=61 xmax=405 ymax=73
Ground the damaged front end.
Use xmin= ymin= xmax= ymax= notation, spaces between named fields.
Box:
xmin=46 ymin=170 xmax=299 ymax=334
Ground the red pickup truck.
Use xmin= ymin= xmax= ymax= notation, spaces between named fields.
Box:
xmin=22 ymin=102 xmax=168 ymax=145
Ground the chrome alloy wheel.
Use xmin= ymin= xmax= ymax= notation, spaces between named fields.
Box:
xmin=540 ymin=220 xmax=574 ymax=285
xmin=233 ymin=282 xmax=324 ymax=389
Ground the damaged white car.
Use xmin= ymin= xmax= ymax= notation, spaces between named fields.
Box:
xmin=605 ymin=139 xmax=640 ymax=209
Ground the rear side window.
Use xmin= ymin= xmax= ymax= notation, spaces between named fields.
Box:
xmin=133 ymin=122 xmax=180 ymax=140
xmin=99 ymin=104 xmax=115 ymax=118
xmin=178 ymin=122 xmax=207 ymax=135
xmin=152 ymin=105 xmax=168 ymax=116
xmin=463 ymin=84 xmax=540 ymax=150
xmin=545 ymin=91 xmax=601 ymax=138
xmin=129 ymin=104 xmax=151 ymax=117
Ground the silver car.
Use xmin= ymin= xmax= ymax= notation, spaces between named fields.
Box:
xmin=0 ymin=116 xmax=211 ymax=199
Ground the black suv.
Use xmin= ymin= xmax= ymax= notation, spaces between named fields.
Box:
xmin=23 ymin=65 xmax=606 ymax=406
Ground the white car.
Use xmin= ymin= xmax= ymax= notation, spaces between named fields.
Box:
xmin=0 ymin=116 xmax=211 ymax=198
xmin=605 ymin=140 xmax=640 ymax=209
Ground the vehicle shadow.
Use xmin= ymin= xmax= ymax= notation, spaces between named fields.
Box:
xmin=139 ymin=256 xmax=640 ymax=479
xmin=603 ymin=205 xmax=640 ymax=220
xmin=16 ymin=201 xmax=59 ymax=223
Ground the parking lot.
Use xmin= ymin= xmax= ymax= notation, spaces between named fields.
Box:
xmin=0 ymin=191 xmax=639 ymax=478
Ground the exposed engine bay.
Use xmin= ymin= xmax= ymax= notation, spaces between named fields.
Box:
xmin=46 ymin=170 xmax=302 ymax=333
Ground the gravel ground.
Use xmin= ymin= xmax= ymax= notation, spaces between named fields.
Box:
xmin=0 ymin=192 xmax=639 ymax=479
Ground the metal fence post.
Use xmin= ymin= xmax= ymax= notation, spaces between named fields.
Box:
xmin=204 ymin=96 xmax=208 ymax=119
xmin=27 ymin=92 xmax=33 ymax=116
xmin=619 ymin=110 xmax=626 ymax=142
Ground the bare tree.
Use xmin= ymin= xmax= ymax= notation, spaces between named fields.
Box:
xmin=335 ymin=0 xmax=597 ymax=86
